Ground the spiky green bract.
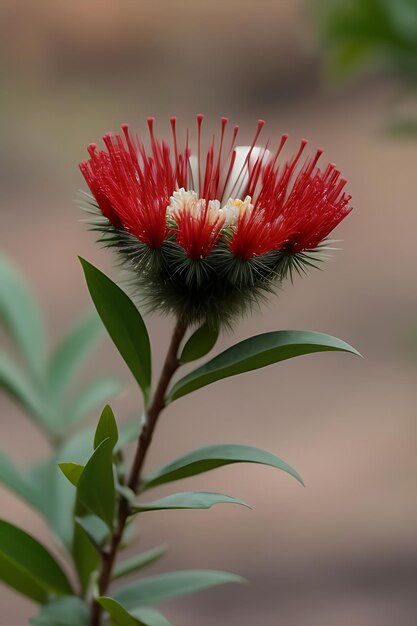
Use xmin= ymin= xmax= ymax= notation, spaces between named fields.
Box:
xmin=81 ymin=195 xmax=329 ymax=329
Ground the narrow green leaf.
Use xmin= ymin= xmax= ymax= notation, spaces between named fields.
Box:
xmin=58 ymin=462 xmax=84 ymax=487
xmin=94 ymin=405 xmax=118 ymax=450
xmin=30 ymin=428 xmax=94 ymax=549
xmin=113 ymin=545 xmax=167 ymax=581
xmin=30 ymin=597 xmax=89 ymax=626
xmin=0 ymin=255 xmax=45 ymax=379
xmin=73 ymin=521 xmax=100 ymax=594
xmin=131 ymin=608 xmax=172 ymax=626
xmin=77 ymin=438 xmax=115 ymax=529
xmin=169 ymin=330 xmax=360 ymax=402
xmin=97 ymin=597 xmax=142 ymax=626
xmin=98 ymin=598 xmax=172 ymax=626
xmin=180 ymin=322 xmax=219 ymax=364
xmin=114 ymin=569 xmax=245 ymax=610
xmin=0 ymin=452 xmax=42 ymax=510
xmin=79 ymin=259 xmax=151 ymax=404
xmin=65 ymin=377 xmax=122 ymax=428
xmin=0 ymin=353 xmax=44 ymax=423
xmin=131 ymin=491 xmax=249 ymax=514
xmin=75 ymin=515 xmax=109 ymax=550
xmin=0 ymin=519 xmax=73 ymax=602
xmin=143 ymin=444 xmax=303 ymax=490
xmin=48 ymin=312 xmax=104 ymax=402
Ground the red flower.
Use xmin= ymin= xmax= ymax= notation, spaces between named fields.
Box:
xmin=80 ymin=116 xmax=351 ymax=259
xmin=80 ymin=120 xmax=184 ymax=248
xmin=230 ymin=142 xmax=351 ymax=259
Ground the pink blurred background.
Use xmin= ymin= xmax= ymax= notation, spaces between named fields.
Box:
xmin=1 ymin=1 xmax=417 ymax=624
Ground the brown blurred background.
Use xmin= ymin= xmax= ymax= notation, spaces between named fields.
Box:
xmin=1 ymin=1 xmax=417 ymax=624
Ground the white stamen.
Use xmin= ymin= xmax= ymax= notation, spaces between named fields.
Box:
xmin=167 ymin=188 xmax=253 ymax=230
xmin=167 ymin=188 xmax=221 ymax=224
xmin=220 ymin=196 xmax=254 ymax=227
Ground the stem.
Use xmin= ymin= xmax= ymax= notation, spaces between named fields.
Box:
xmin=90 ymin=319 xmax=188 ymax=626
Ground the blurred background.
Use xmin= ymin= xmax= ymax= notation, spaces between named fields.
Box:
xmin=1 ymin=1 xmax=417 ymax=624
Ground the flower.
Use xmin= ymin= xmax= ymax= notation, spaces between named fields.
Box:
xmin=80 ymin=116 xmax=352 ymax=327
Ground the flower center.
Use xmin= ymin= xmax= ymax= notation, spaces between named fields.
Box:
xmin=167 ymin=188 xmax=253 ymax=229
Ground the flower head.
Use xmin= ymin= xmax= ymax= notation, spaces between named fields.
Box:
xmin=80 ymin=116 xmax=352 ymax=327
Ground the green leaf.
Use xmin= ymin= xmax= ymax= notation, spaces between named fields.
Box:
xmin=114 ymin=569 xmax=245 ymax=610
xmin=94 ymin=404 xmax=118 ymax=450
xmin=97 ymin=597 xmax=143 ymax=626
xmin=180 ymin=322 xmax=219 ymax=363
xmin=143 ymin=444 xmax=303 ymax=491
xmin=47 ymin=312 xmax=104 ymax=402
xmin=73 ymin=521 xmax=100 ymax=594
xmin=80 ymin=259 xmax=151 ymax=404
xmin=113 ymin=545 xmax=167 ymax=581
xmin=0 ymin=353 xmax=43 ymax=423
xmin=77 ymin=438 xmax=115 ymax=529
xmin=31 ymin=428 xmax=94 ymax=549
xmin=30 ymin=597 xmax=89 ymax=626
xmin=131 ymin=608 xmax=172 ymax=626
xmin=0 ymin=519 xmax=73 ymax=603
xmin=0 ymin=255 xmax=45 ymax=379
xmin=75 ymin=515 xmax=109 ymax=550
xmin=0 ymin=452 xmax=42 ymax=510
xmin=98 ymin=598 xmax=172 ymax=626
xmin=58 ymin=462 xmax=84 ymax=487
xmin=168 ymin=330 xmax=360 ymax=402
xmin=65 ymin=377 xmax=122 ymax=428
xmin=131 ymin=491 xmax=249 ymax=514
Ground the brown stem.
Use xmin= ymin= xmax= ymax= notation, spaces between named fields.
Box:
xmin=90 ymin=319 xmax=188 ymax=626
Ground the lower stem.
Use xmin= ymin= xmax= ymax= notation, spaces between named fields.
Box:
xmin=90 ymin=318 xmax=188 ymax=626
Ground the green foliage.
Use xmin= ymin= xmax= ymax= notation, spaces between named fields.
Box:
xmin=33 ymin=428 xmax=94 ymax=548
xmin=80 ymin=258 xmax=152 ymax=405
xmin=130 ymin=608 xmax=172 ymax=626
xmin=179 ymin=321 xmax=219 ymax=363
xmin=30 ymin=597 xmax=89 ymax=626
xmin=94 ymin=404 xmax=119 ymax=450
xmin=47 ymin=312 xmax=104 ymax=404
xmin=0 ymin=255 xmax=46 ymax=380
xmin=0 ymin=519 xmax=73 ymax=603
xmin=318 ymin=0 xmax=417 ymax=129
xmin=319 ymin=0 xmax=417 ymax=79
xmin=77 ymin=438 xmax=116 ymax=529
xmin=113 ymin=546 xmax=167 ymax=581
xmin=58 ymin=462 xmax=84 ymax=487
xmin=130 ymin=491 xmax=249 ymax=513
xmin=0 ymin=257 xmax=359 ymax=624
xmin=143 ymin=444 xmax=303 ymax=490
xmin=97 ymin=598 xmax=171 ymax=626
xmin=113 ymin=569 xmax=245 ymax=610
xmin=73 ymin=521 xmax=100 ymax=595
xmin=169 ymin=330 xmax=360 ymax=402
xmin=75 ymin=515 xmax=109 ymax=551
xmin=97 ymin=598 xmax=142 ymax=626
xmin=0 ymin=451 xmax=43 ymax=511
xmin=0 ymin=255 xmax=121 ymax=443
